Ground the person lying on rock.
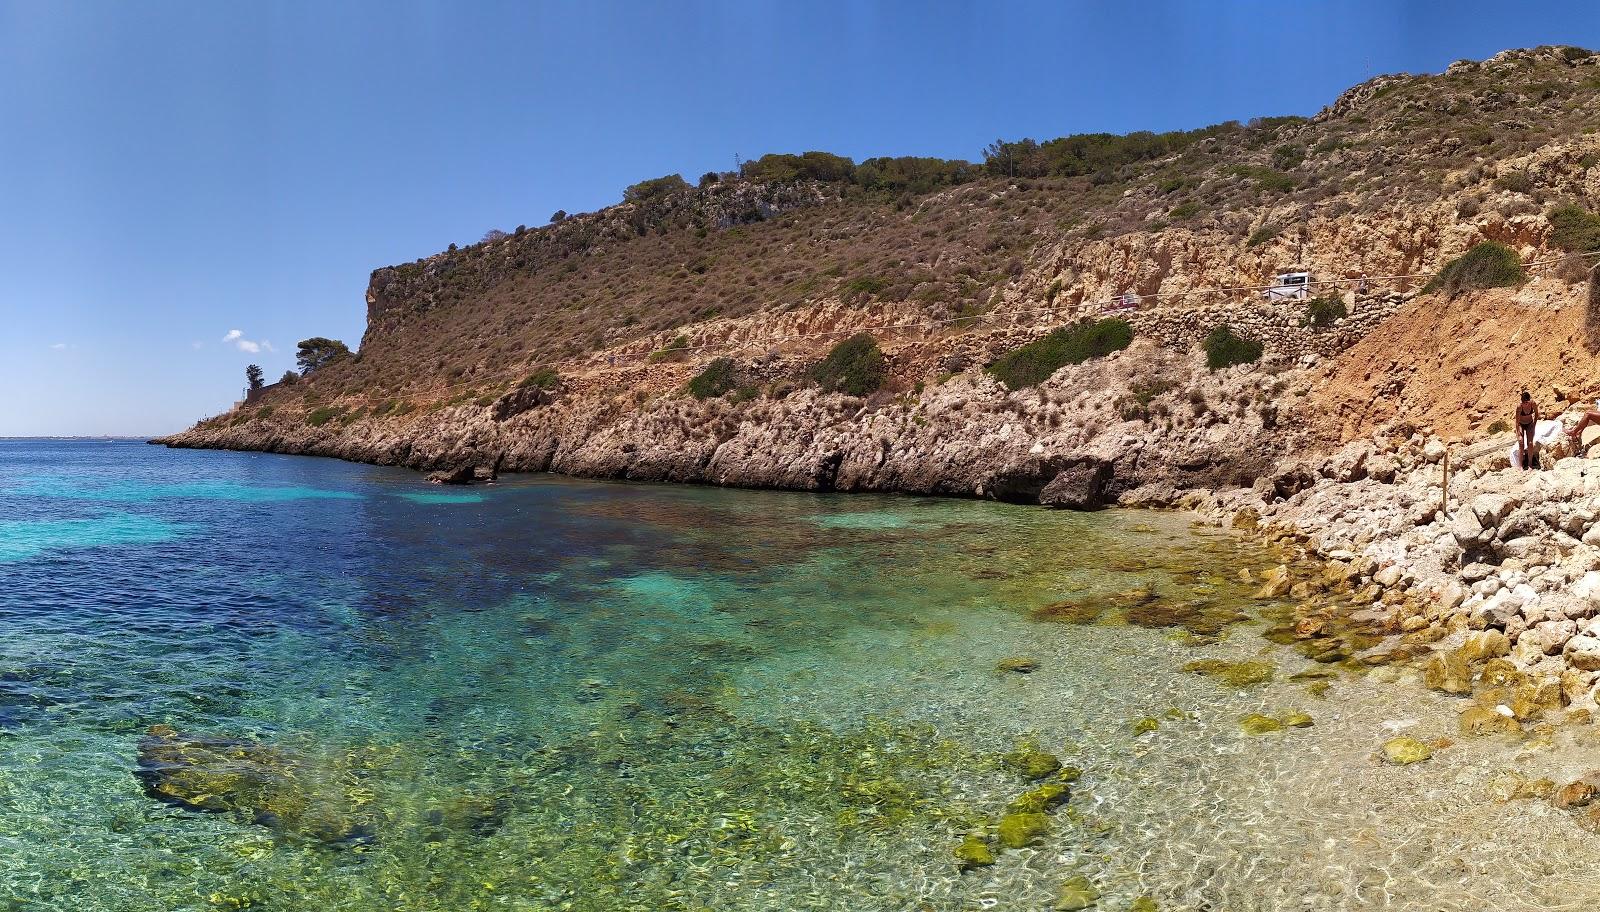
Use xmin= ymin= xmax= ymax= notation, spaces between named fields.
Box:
xmin=1517 ymin=391 xmax=1538 ymax=469
xmin=1567 ymin=400 xmax=1600 ymax=454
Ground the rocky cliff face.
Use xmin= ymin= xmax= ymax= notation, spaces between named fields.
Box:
xmin=165 ymin=340 xmax=1309 ymax=508
xmin=163 ymin=46 xmax=1600 ymax=508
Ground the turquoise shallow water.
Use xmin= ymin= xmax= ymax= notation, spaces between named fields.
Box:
xmin=4 ymin=440 xmax=1600 ymax=911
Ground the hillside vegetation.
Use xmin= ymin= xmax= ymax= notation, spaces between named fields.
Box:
xmin=216 ymin=47 xmax=1600 ymax=441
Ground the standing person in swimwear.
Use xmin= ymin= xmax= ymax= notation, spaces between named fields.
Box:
xmin=1516 ymin=391 xmax=1538 ymax=469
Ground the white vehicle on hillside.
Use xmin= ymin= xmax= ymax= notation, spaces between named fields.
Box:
xmin=1265 ymin=271 xmax=1312 ymax=301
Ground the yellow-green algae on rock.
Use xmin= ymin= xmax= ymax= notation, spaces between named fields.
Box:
xmin=1054 ymin=874 xmax=1101 ymax=910
xmin=954 ymin=833 xmax=996 ymax=869
xmin=1182 ymin=658 xmax=1276 ymax=687
xmin=1031 ymin=598 xmax=1105 ymax=624
xmin=1007 ymin=781 xmax=1072 ymax=814
xmin=1002 ymin=739 xmax=1064 ymax=780
xmin=1240 ymin=711 xmax=1312 ymax=736
xmin=997 ymin=810 xmax=1050 ymax=848
xmin=1381 ymin=735 xmax=1432 ymax=765
xmin=1239 ymin=713 xmax=1286 ymax=736
xmin=133 ymin=724 xmax=383 ymax=845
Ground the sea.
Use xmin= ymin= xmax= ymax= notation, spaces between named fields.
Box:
xmin=2 ymin=438 xmax=1597 ymax=911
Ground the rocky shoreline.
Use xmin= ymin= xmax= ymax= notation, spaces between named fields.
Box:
xmin=157 ymin=341 xmax=1307 ymax=509
xmin=1182 ymin=428 xmax=1600 ymax=776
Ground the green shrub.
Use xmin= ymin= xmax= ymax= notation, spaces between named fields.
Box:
xmin=1487 ymin=418 xmax=1510 ymax=434
xmin=1302 ymin=295 xmax=1347 ymax=328
xmin=1246 ymin=224 xmax=1280 ymax=247
xmin=648 ymin=335 xmax=691 ymax=363
xmin=808 ymin=333 xmax=888 ymax=396
xmin=1202 ymin=325 xmax=1263 ymax=370
xmin=295 ymin=338 xmax=350 ymax=375
xmin=687 ymin=357 xmax=738 ymax=399
xmin=519 ymin=367 xmax=560 ymax=389
xmin=256 ymin=406 xmax=274 ymax=420
xmin=741 ymin=151 xmax=857 ymax=184
xmin=843 ymin=276 xmax=889 ymax=296
xmin=1423 ymin=241 xmax=1526 ymax=296
xmin=1549 ymin=205 xmax=1600 ymax=252
xmin=987 ymin=318 xmax=1134 ymax=390
xmin=1271 ymin=144 xmax=1305 ymax=170
xmin=623 ymin=173 xmax=688 ymax=203
xmin=1132 ymin=380 xmax=1175 ymax=406
xmin=1229 ymin=166 xmax=1294 ymax=192
xmin=1495 ymin=170 xmax=1533 ymax=194
xmin=1169 ymin=202 xmax=1202 ymax=220
xmin=306 ymin=406 xmax=343 ymax=427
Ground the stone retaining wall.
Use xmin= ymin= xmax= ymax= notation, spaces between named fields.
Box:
xmin=1124 ymin=292 xmax=1409 ymax=361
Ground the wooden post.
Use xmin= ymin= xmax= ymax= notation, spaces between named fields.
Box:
xmin=1441 ymin=449 xmax=1450 ymax=518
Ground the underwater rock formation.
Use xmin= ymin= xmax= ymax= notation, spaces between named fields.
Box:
xmin=135 ymin=724 xmax=378 ymax=846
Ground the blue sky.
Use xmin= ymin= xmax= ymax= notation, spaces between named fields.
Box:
xmin=3 ymin=1 xmax=1599 ymax=436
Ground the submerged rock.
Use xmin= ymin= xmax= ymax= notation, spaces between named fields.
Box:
xmin=996 ymin=810 xmax=1049 ymax=848
xmin=1131 ymin=716 xmax=1161 ymax=736
xmin=954 ymin=833 xmax=996 ymax=870
xmin=134 ymin=724 xmax=377 ymax=846
xmin=1053 ymin=875 xmax=1100 ymax=910
xmin=1125 ymin=598 xmax=1246 ymax=636
xmin=1380 ymin=735 xmax=1432 ymax=765
xmin=1182 ymin=659 xmax=1276 ymax=687
xmin=1128 ymin=899 xmax=1159 ymax=912
xmin=1458 ymin=705 xmax=1521 ymax=737
xmin=1486 ymin=771 xmax=1555 ymax=801
xmin=997 ymin=657 xmax=1040 ymax=674
xmin=1006 ymin=781 xmax=1072 ymax=814
xmin=1031 ymin=599 xmax=1104 ymax=624
xmin=1002 ymin=742 xmax=1063 ymax=780
xmin=1421 ymin=650 xmax=1471 ymax=695
xmin=1240 ymin=713 xmax=1286 ymax=736
xmin=1553 ymin=779 xmax=1599 ymax=810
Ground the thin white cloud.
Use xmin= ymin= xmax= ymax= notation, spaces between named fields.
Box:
xmin=222 ymin=328 xmax=268 ymax=354
xmin=191 ymin=341 xmax=204 ymax=349
xmin=50 ymin=342 xmax=70 ymax=350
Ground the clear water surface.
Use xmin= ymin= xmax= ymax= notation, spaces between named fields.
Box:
xmin=2 ymin=440 xmax=1598 ymax=912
